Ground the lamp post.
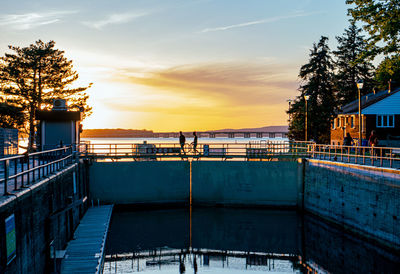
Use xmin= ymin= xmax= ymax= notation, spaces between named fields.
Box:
xmin=357 ymin=80 xmax=364 ymax=145
xmin=287 ymin=99 xmax=292 ymax=123
xmin=304 ymin=95 xmax=310 ymax=141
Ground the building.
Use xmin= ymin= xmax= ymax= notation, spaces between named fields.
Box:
xmin=331 ymin=87 xmax=400 ymax=146
xmin=0 ymin=128 xmax=18 ymax=156
xmin=36 ymin=99 xmax=82 ymax=150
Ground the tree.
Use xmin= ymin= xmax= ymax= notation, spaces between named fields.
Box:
xmin=346 ymin=0 xmax=400 ymax=58
xmin=288 ymin=36 xmax=336 ymax=143
xmin=0 ymin=40 xmax=92 ymax=151
xmin=0 ymin=101 xmax=25 ymax=129
xmin=375 ymin=54 xmax=400 ymax=90
xmin=333 ymin=21 xmax=375 ymax=106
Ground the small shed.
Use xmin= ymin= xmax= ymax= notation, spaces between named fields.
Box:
xmin=36 ymin=106 xmax=82 ymax=150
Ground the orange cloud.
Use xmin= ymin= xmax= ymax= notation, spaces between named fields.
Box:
xmin=112 ymin=61 xmax=298 ymax=106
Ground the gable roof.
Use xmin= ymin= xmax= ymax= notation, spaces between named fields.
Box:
xmin=363 ymin=89 xmax=400 ymax=114
xmin=340 ymin=87 xmax=400 ymax=115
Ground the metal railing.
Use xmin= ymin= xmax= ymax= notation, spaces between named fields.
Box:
xmin=81 ymin=140 xmax=400 ymax=169
xmin=81 ymin=141 xmax=313 ymax=161
xmin=0 ymin=146 xmax=75 ymax=196
xmin=309 ymin=144 xmax=400 ymax=169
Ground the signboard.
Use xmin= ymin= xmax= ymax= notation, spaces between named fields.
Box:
xmin=5 ymin=214 xmax=16 ymax=264
xmin=145 ymin=147 xmax=180 ymax=154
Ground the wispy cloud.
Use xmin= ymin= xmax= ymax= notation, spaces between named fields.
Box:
xmin=0 ymin=11 xmax=77 ymax=30
xmin=113 ymin=62 xmax=297 ymax=106
xmin=83 ymin=12 xmax=148 ymax=30
xmin=201 ymin=11 xmax=321 ymax=33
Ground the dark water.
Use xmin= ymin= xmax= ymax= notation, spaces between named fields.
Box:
xmin=104 ymin=208 xmax=400 ymax=273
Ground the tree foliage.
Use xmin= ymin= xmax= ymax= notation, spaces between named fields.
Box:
xmin=0 ymin=101 xmax=25 ymax=129
xmin=288 ymin=36 xmax=336 ymax=143
xmin=346 ymin=0 xmax=400 ymax=58
xmin=375 ymin=54 xmax=400 ymax=90
xmin=333 ymin=21 xmax=375 ymax=106
xmin=0 ymin=40 xmax=92 ymax=151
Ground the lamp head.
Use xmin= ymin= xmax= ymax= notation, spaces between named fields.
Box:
xmin=357 ymin=80 xmax=364 ymax=89
xmin=304 ymin=95 xmax=310 ymax=101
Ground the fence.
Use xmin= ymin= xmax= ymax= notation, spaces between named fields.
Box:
xmin=0 ymin=146 xmax=75 ymax=196
xmin=81 ymin=141 xmax=313 ymax=161
xmin=81 ymin=140 xmax=400 ymax=168
xmin=309 ymin=144 xmax=400 ymax=169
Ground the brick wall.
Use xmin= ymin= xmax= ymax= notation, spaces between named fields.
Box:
xmin=304 ymin=159 xmax=400 ymax=250
xmin=331 ymin=114 xmax=366 ymax=145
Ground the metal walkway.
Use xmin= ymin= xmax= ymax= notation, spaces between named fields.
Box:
xmin=61 ymin=205 xmax=113 ymax=274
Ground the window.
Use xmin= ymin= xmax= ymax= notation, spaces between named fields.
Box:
xmin=376 ymin=115 xmax=395 ymax=128
xmin=350 ymin=116 xmax=355 ymax=128
xmin=332 ymin=118 xmax=336 ymax=129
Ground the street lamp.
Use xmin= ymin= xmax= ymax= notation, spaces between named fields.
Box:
xmin=357 ymin=80 xmax=364 ymax=145
xmin=287 ymin=99 xmax=292 ymax=123
xmin=304 ymin=95 xmax=310 ymax=141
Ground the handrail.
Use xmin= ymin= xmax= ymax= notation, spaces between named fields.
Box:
xmin=79 ymin=141 xmax=400 ymax=169
xmin=309 ymin=143 xmax=400 ymax=169
xmin=0 ymin=146 xmax=76 ymax=196
xmin=80 ymin=141 xmax=311 ymax=161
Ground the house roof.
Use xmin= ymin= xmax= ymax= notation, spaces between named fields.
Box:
xmin=340 ymin=87 xmax=400 ymax=115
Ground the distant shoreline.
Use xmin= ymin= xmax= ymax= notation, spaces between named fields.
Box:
xmin=81 ymin=126 xmax=288 ymax=138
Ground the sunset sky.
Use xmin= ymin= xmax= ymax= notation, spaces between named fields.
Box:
xmin=0 ymin=0 xmax=350 ymax=131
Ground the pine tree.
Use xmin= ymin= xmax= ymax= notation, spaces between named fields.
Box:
xmin=0 ymin=40 xmax=92 ymax=151
xmin=333 ymin=21 xmax=375 ymax=106
xmin=288 ymin=36 xmax=336 ymax=143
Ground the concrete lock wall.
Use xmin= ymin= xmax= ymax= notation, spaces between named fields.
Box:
xmin=90 ymin=161 xmax=303 ymax=207
xmin=89 ymin=161 xmax=190 ymax=204
xmin=304 ymin=159 xmax=400 ymax=250
xmin=0 ymin=163 xmax=88 ymax=274
xmin=192 ymin=161 xmax=302 ymax=207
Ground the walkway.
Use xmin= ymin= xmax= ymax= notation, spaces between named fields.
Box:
xmin=61 ymin=205 xmax=113 ymax=274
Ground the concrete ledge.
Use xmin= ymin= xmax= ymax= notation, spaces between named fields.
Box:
xmin=307 ymin=158 xmax=400 ymax=176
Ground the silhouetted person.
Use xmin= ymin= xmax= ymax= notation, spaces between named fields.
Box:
xmin=193 ymin=131 xmax=198 ymax=154
xmin=369 ymin=130 xmax=379 ymax=157
xmin=179 ymin=131 xmax=186 ymax=155
xmin=343 ymin=133 xmax=354 ymax=146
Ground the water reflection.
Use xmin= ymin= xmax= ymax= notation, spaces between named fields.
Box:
xmin=104 ymin=208 xmax=400 ymax=273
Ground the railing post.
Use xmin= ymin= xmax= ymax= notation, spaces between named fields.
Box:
xmin=27 ymin=154 xmax=30 ymax=185
xmin=32 ymin=155 xmax=35 ymax=183
xmin=21 ymin=157 xmax=25 ymax=188
xmin=4 ymin=159 xmax=9 ymax=195
xmin=14 ymin=159 xmax=18 ymax=191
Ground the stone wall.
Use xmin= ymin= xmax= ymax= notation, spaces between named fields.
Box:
xmin=0 ymin=162 xmax=88 ymax=274
xmin=304 ymin=159 xmax=400 ymax=249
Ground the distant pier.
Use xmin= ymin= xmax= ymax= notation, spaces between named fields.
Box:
xmin=153 ymin=131 xmax=288 ymax=138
